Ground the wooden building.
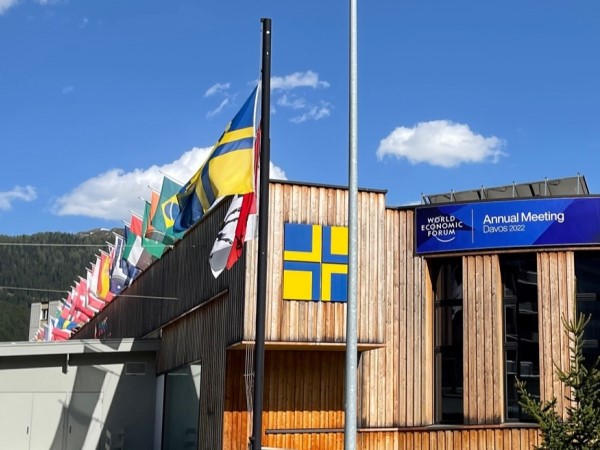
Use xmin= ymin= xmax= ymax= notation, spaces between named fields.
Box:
xmin=74 ymin=175 xmax=600 ymax=450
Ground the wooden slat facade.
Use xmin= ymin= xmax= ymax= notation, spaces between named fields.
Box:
xmin=357 ymin=209 xmax=430 ymax=428
xmin=243 ymin=183 xmax=386 ymax=345
xmin=160 ymin=294 xmax=232 ymax=448
xmin=463 ymin=255 xmax=504 ymax=424
xmin=73 ymin=180 xmax=585 ymax=449
xmin=537 ymin=251 xmax=575 ymax=417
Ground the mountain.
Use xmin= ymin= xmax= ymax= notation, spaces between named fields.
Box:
xmin=0 ymin=228 xmax=122 ymax=342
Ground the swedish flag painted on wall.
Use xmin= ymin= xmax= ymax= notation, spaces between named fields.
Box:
xmin=283 ymin=223 xmax=348 ymax=302
xmin=174 ymin=85 xmax=259 ymax=232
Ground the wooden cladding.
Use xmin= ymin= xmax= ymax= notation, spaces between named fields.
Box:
xmin=243 ymin=183 xmax=386 ymax=345
xmin=224 ymin=349 xmax=345 ymax=450
xmin=70 ymin=179 xmax=584 ymax=450
xmin=537 ymin=251 xmax=574 ymax=418
xmin=463 ymin=255 xmax=504 ymax=424
xmin=358 ymin=208 xmax=431 ymax=427
xmin=160 ymin=294 xmax=234 ymax=450
xmin=261 ymin=427 xmax=539 ymax=450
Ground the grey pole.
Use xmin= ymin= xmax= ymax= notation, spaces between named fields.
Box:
xmin=344 ymin=0 xmax=358 ymax=449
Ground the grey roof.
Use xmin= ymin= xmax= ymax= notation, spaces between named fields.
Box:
xmin=422 ymin=175 xmax=589 ymax=205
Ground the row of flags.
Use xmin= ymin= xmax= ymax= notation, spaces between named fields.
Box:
xmin=33 ymin=84 xmax=262 ymax=342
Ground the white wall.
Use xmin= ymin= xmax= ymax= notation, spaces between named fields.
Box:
xmin=0 ymin=340 xmax=158 ymax=450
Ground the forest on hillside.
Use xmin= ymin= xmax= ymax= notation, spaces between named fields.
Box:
xmin=0 ymin=229 xmax=122 ymax=342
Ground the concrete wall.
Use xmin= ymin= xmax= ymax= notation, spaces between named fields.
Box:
xmin=0 ymin=339 xmax=158 ymax=450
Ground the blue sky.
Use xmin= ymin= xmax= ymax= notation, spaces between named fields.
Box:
xmin=1 ymin=0 xmax=599 ymax=235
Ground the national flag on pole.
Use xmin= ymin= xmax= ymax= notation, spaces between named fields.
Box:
xmin=74 ymin=279 xmax=95 ymax=318
xmin=145 ymin=190 xmax=165 ymax=242
xmin=174 ymin=85 xmax=259 ymax=233
xmin=142 ymin=201 xmax=166 ymax=259
xmin=67 ymin=288 xmax=90 ymax=325
xmin=209 ymin=127 xmax=261 ymax=277
xmin=110 ymin=234 xmax=130 ymax=294
xmin=84 ymin=272 xmax=106 ymax=312
xmin=152 ymin=176 xmax=184 ymax=243
xmin=52 ymin=325 xmax=70 ymax=341
xmin=90 ymin=258 xmax=100 ymax=295
xmin=85 ymin=270 xmax=106 ymax=312
xmin=59 ymin=299 xmax=72 ymax=320
xmin=124 ymin=217 xmax=153 ymax=270
xmin=98 ymin=250 xmax=115 ymax=301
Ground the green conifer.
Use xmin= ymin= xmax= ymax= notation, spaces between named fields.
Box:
xmin=517 ymin=314 xmax=600 ymax=450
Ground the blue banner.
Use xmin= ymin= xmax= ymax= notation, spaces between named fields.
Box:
xmin=415 ymin=197 xmax=600 ymax=254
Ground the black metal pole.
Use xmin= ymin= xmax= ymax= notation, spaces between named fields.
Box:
xmin=250 ymin=17 xmax=271 ymax=450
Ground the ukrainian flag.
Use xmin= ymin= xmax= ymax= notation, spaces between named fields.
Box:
xmin=174 ymin=85 xmax=259 ymax=232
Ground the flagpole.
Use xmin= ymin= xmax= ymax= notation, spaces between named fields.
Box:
xmin=250 ymin=17 xmax=271 ymax=450
xmin=345 ymin=0 xmax=359 ymax=449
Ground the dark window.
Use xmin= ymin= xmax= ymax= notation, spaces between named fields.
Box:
xmin=431 ymin=258 xmax=463 ymax=424
xmin=575 ymin=252 xmax=600 ymax=370
xmin=500 ymin=254 xmax=540 ymax=421
xmin=162 ymin=363 xmax=201 ymax=450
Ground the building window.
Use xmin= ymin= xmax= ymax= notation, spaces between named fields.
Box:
xmin=575 ymin=252 xmax=600 ymax=370
xmin=500 ymin=254 xmax=540 ymax=421
xmin=431 ymin=258 xmax=463 ymax=424
xmin=162 ymin=362 xmax=201 ymax=450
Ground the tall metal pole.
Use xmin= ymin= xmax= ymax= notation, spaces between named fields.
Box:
xmin=250 ymin=17 xmax=271 ymax=450
xmin=345 ymin=0 xmax=358 ymax=449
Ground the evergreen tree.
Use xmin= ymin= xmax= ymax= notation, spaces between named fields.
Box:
xmin=0 ymin=228 xmax=122 ymax=341
xmin=517 ymin=314 xmax=600 ymax=450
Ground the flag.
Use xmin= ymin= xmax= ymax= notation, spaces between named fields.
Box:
xmin=52 ymin=326 xmax=70 ymax=341
xmin=209 ymin=127 xmax=261 ymax=277
xmin=59 ymin=299 xmax=72 ymax=320
xmin=57 ymin=316 xmax=77 ymax=331
xmin=174 ymin=85 xmax=259 ymax=233
xmin=209 ymin=195 xmax=246 ymax=277
xmin=87 ymin=291 xmax=106 ymax=312
xmin=152 ymin=176 xmax=184 ymax=243
xmin=90 ymin=258 xmax=100 ymax=296
xmin=85 ymin=271 xmax=106 ymax=312
xmin=74 ymin=279 xmax=95 ymax=319
xmin=145 ymin=190 xmax=164 ymax=242
xmin=124 ymin=216 xmax=153 ymax=270
xmin=142 ymin=201 xmax=166 ymax=259
xmin=34 ymin=328 xmax=45 ymax=342
xmin=97 ymin=250 xmax=115 ymax=301
xmin=110 ymin=234 xmax=130 ymax=294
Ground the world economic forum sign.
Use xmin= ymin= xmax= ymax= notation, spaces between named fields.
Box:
xmin=415 ymin=197 xmax=600 ymax=255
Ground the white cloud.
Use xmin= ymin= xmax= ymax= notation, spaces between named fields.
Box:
xmin=205 ymin=82 xmax=230 ymax=98
xmin=277 ymin=94 xmax=306 ymax=110
xmin=271 ymin=71 xmax=329 ymax=90
xmin=376 ymin=120 xmax=506 ymax=168
xmin=0 ymin=185 xmax=37 ymax=211
xmin=270 ymin=71 xmax=332 ymax=124
xmin=0 ymin=0 xmax=19 ymax=15
xmin=61 ymin=85 xmax=74 ymax=94
xmin=290 ymin=101 xmax=332 ymax=124
xmin=269 ymin=162 xmax=287 ymax=180
xmin=52 ymin=148 xmax=287 ymax=219
xmin=206 ymin=98 xmax=229 ymax=118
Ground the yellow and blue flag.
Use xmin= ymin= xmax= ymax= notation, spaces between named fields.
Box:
xmin=174 ymin=85 xmax=259 ymax=232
